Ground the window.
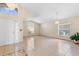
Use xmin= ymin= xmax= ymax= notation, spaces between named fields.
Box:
xmin=0 ymin=3 xmax=18 ymax=15
xmin=58 ymin=23 xmax=70 ymax=36
xmin=0 ymin=8 xmax=18 ymax=15
xmin=26 ymin=22 xmax=34 ymax=35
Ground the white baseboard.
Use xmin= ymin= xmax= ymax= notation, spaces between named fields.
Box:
xmin=40 ymin=35 xmax=72 ymax=42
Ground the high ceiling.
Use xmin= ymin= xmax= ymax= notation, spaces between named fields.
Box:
xmin=20 ymin=3 xmax=79 ymax=23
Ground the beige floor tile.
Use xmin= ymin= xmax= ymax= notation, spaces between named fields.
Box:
xmin=26 ymin=36 xmax=79 ymax=56
xmin=0 ymin=36 xmax=79 ymax=56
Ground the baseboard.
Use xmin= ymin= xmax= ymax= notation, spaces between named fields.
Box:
xmin=23 ymin=35 xmax=72 ymax=42
xmin=40 ymin=35 xmax=72 ymax=42
xmin=23 ymin=35 xmax=41 ymax=38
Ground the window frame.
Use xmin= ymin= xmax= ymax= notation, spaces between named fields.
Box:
xmin=58 ymin=23 xmax=71 ymax=37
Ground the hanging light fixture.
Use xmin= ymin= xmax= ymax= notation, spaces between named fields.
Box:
xmin=55 ymin=21 xmax=60 ymax=24
xmin=55 ymin=11 xmax=60 ymax=24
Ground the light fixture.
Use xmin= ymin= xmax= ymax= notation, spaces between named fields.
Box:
xmin=55 ymin=21 xmax=60 ymax=24
xmin=55 ymin=11 xmax=60 ymax=24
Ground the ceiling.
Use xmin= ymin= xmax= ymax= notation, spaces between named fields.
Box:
xmin=20 ymin=3 xmax=79 ymax=23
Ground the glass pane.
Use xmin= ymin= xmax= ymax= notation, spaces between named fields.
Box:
xmin=0 ymin=8 xmax=18 ymax=15
xmin=59 ymin=24 xmax=70 ymax=36
xmin=59 ymin=30 xmax=70 ymax=36
xmin=59 ymin=24 xmax=70 ymax=30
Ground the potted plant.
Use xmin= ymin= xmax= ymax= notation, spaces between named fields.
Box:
xmin=70 ymin=32 xmax=79 ymax=43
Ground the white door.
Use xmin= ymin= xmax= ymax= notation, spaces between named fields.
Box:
xmin=14 ymin=22 xmax=20 ymax=43
xmin=0 ymin=20 xmax=20 ymax=46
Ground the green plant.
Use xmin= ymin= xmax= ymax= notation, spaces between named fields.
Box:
xmin=70 ymin=32 xmax=79 ymax=41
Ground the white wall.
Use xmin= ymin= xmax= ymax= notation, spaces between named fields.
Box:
xmin=0 ymin=20 xmax=22 ymax=46
xmin=23 ymin=21 xmax=40 ymax=37
xmin=40 ymin=16 xmax=79 ymax=40
xmin=0 ymin=4 xmax=31 ymax=46
xmin=34 ymin=22 xmax=40 ymax=35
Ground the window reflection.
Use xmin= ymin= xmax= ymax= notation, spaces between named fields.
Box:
xmin=27 ymin=37 xmax=34 ymax=50
xmin=27 ymin=22 xmax=34 ymax=35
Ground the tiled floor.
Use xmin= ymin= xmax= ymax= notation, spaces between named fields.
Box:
xmin=0 ymin=36 xmax=79 ymax=56
xmin=0 ymin=40 xmax=27 ymax=56
xmin=25 ymin=36 xmax=79 ymax=56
